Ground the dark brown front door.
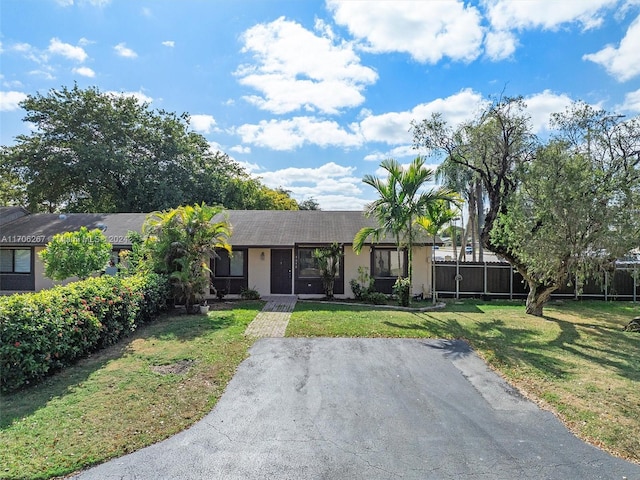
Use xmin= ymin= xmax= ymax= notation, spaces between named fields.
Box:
xmin=270 ymin=249 xmax=292 ymax=294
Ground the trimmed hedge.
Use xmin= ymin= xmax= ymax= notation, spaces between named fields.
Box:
xmin=0 ymin=273 xmax=169 ymax=393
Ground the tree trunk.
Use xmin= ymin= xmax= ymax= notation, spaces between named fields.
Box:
xmin=525 ymin=281 xmax=557 ymax=316
xmin=468 ymin=187 xmax=477 ymax=262
xmin=475 ymin=179 xmax=484 ymax=262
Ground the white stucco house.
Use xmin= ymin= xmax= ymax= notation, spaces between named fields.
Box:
xmin=0 ymin=207 xmax=441 ymax=298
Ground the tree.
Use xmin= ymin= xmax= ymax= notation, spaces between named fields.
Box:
xmin=0 ymin=84 xmax=291 ymax=213
xmin=435 ymin=158 xmax=483 ymax=261
xmin=222 ymin=178 xmax=299 ymax=210
xmin=413 ymin=97 xmax=639 ymax=315
xmin=415 ymin=200 xmax=458 ymax=303
xmin=313 ymin=243 xmax=343 ymax=298
xmin=39 ymin=227 xmax=112 ymax=281
xmin=353 ymin=157 xmax=454 ymax=302
xmin=142 ymin=203 xmax=231 ymax=313
xmin=299 ymin=197 xmax=321 ymax=210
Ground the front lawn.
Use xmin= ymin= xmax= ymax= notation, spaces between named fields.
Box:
xmin=288 ymin=299 xmax=640 ymax=463
xmin=0 ymin=301 xmax=263 ymax=480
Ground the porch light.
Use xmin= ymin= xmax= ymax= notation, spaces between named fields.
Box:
xmin=260 ymin=252 xmax=265 ymax=261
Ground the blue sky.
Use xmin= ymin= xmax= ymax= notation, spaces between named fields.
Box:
xmin=1 ymin=0 xmax=639 ymax=210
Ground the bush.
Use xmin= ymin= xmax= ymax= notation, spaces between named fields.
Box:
xmin=240 ymin=287 xmax=261 ymax=300
xmin=350 ymin=266 xmax=376 ymax=301
xmin=393 ymin=277 xmax=411 ymax=307
xmin=0 ymin=273 xmax=169 ymax=393
xmin=364 ymin=291 xmax=389 ymax=305
xmin=350 ymin=267 xmax=388 ymax=304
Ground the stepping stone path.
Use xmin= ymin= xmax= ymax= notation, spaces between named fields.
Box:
xmin=244 ymin=296 xmax=297 ymax=338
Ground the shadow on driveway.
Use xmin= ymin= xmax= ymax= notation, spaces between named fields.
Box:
xmin=73 ymin=338 xmax=640 ymax=479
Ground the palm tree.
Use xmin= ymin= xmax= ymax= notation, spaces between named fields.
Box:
xmin=143 ymin=203 xmax=231 ymax=312
xmin=353 ymin=158 xmax=406 ymax=275
xmin=354 ymin=157 xmax=455 ymax=295
xmin=415 ymin=200 xmax=458 ymax=303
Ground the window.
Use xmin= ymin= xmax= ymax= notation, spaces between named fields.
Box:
xmin=0 ymin=249 xmax=32 ymax=273
xmin=373 ymin=249 xmax=404 ymax=278
xmin=297 ymin=247 xmax=342 ymax=278
xmin=214 ymin=250 xmax=245 ymax=277
xmin=298 ymin=248 xmax=321 ymax=277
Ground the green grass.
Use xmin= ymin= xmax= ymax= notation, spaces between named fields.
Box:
xmin=0 ymin=301 xmax=264 ymax=480
xmin=2 ymin=298 xmax=639 ymax=478
xmin=288 ymin=299 xmax=640 ymax=463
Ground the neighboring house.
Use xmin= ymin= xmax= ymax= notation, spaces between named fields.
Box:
xmin=0 ymin=208 xmax=146 ymax=293
xmin=0 ymin=208 xmax=442 ymax=298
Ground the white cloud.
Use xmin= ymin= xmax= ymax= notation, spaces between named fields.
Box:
xmin=107 ymin=90 xmax=152 ymax=104
xmin=236 ymin=17 xmax=377 ymax=114
xmin=255 ymin=162 xmax=367 ymax=209
xmin=114 ymin=42 xmax=138 ymax=58
xmin=484 ymin=0 xmax=618 ymax=60
xmin=484 ymin=0 xmax=617 ymax=31
xmin=358 ymin=89 xmax=487 ymax=146
xmin=48 ymin=38 xmax=88 ymax=62
xmin=619 ymin=88 xmax=640 ymax=112
xmin=236 ymin=116 xmax=363 ymax=150
xmin=234 ymin=90 xmax=486 ymax=152
xmin=484 ymin=30 xmax=517 ymax=61
xmin=0 ymin=91 xmax=28 ymax=111
xmin=363 ymin=145 xmax=421 ymax=162
xmin=235 ymin=160 xmax=261 ymax=174
xmin=78 ymin=37 xmax=94 ymax=46
xmin=2 ymin=79 xmax=24 ymax=89
xmin=190 ymin=114 xmax=217 ymax=134
xmin=162 ymin=40 xmax=175 ymax=47
xmin=229 ymin=145 xmax=251 ymax=154
xmin=10 ymin=42 xmax=33 ymax=53
xmin=524 ymin=90 xmax=575 ymax=133
xmin=57 ymin=0 xmax=111 ymax=6
xmin=72 ymin=66 xmax=95 ymax=77
xmin=328 ymin=0 xmax=484 ymax=63
xmin=583 ymin=14 xmax=640 ymax=81
xmin=28 ymin=69 xmax=55 ymax=80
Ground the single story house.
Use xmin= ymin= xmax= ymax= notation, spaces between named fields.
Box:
xmin=0 ymin=207 xmax=442 ymax=298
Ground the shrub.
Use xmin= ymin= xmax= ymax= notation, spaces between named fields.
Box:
xmin=365 ymin=292 xmax=389 ymax=305
xmin=0 ymin=273 xmax=169 ymax=393
xmin=39 ymin=227 xmax=112 ymax=281
xmin=393 ymin=277 xmax=411 ymax=307
xmin=350 ymin=266 xmax=375 ymax=301
xmin=240 ymin=287 xmax=261 ymax=300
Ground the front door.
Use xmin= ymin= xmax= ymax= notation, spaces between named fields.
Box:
xmin=271 ymin=249 xmax=292 ymax=294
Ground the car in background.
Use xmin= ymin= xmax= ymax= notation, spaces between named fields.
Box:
xmin=465 ymin=245 xmax=472 ymax=254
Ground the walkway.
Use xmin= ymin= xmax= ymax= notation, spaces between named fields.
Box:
xmin=244 ymin=295 xmax=297 ymax=338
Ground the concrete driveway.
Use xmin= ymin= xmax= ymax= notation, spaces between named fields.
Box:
xmin=73 ymin=338 xmax=640 ymax=479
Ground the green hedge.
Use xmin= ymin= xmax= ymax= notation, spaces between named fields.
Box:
xmin=0 ymin=273 xmax=169 ymax=393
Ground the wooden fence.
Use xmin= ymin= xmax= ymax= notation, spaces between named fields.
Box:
xmin=434 ymin=261 xmax=639 ymax=301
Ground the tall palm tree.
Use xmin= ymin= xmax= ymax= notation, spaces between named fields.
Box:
xmin=415 ymin=200 xmax=458 ymax=303
xmin=353 ymin=158 xmax=405 ymax=274
xmin=354 ymin=157 xmax=455 ymax=289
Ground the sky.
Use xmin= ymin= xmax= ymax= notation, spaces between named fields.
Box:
xmin=1 ymin=0 xmax=640 ymax=210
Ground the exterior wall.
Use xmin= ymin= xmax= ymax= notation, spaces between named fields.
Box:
xmin=247 ymin=248 xmax=271 ymax=297
xmin=411 ymin=245 xmax=432 ymax=298
xmin=34 ymin=246 xmax=88 ymax=291
xmin=343 ymin=246 xmax=371 ymax=298
xmin=341 ymin=245 xmax=433 ymax=298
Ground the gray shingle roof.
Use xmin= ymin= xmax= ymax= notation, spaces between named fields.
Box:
xmin=217 ymin=210 xmax=441 ymax=247
xmin=0 ymin=212 xmax=147 ymax=246
xmin=0 ymin=207 xmax=29 ymax=226
xmin=0 ymin=210 xmax=442 ymax=248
